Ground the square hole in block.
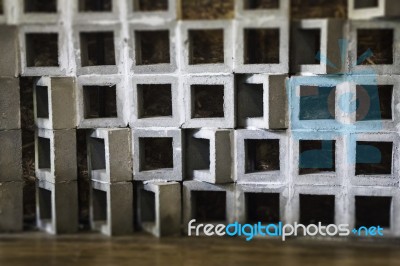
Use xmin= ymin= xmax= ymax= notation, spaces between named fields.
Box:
xmin=192 ymin=85 xmax=224 ymax=118
xmin=26 ymin=33 xmax=59 ymax=67
xmin=24 ymin=0 xmax=57 ymax=13
xmin=181 ymin=0 xmax=234 ymax=20
xmin=189 ymin=30 xmax=224 ymax=64
xmin=79 ymin=0 xmax=112 ymax=12
xmin=139 ymin=138 xmax=173 ymax=171
xmin=354 ymin=0 xmax=378 ymax=9
xmin=80 ymin=32 xmax=115 ymax=66
xmin=134 ymin=0 xmax=168 ymax=11
xmin=355 ymin=196 xmax=391 ymax=228
xmin=300 ymin=86 xmax=335 ymax=120
xmin=357 ymin=29 xmax=393 ymax=65
xmin=35 ymin=86 xmax=49 ymax=119
xmin=244 ymin=29 xmax=280 ymax=64
xmin=291 ymin=0 xmax=347 ymax=19
xmin=38 ymin=188 xmax=52 ymax=220
xmin=135 ymin=31 xmax=170 ymax=65
xmin=238 ymin=83 xmax=264 ymax=119
xmin=299 ymin=140 xmax=336 ymax=175
xmin=356 ymin=141 xmax=393 ymax=175
xmin=83 ymin=85 xmax=117 ymax=119
xmin=89 ymin=138 xmax=106 ymax=171
xmin=92 ymin=189 xmax=107 ymax=222
xmin=190 ymin=137 xmax=211 ymax=172
xmin=245 ymin=192 xmax=280 ymax=224
xmin=244 ymin=0 xmax=279 ymax=9
xmin=138 ymin=84 xmax=172 ymax=118
xmin=300 ymin=194 xmax=335 ymax=225
xmin=140 ymin=189 xmax=156 ymax=223
xmin=296 ymin=29 xmax=321 ymax=65
xmin=245 ymin=139 xmax=280 ymax=173
xmin=192 ymin=190 xmax=226 ymax=222
xmin=356 ymin=85 xmax=393 ymax=121
xmin=38 ymin=137 xmax=51 ymax=170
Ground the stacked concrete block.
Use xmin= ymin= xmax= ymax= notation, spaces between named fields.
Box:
xmin=348 ymin=0 xmax=400 ymax=19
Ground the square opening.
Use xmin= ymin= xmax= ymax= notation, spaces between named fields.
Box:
xmin=357 ymin=29 xmax=393 ymax=65
xmin=291 ymin=0 xmax=347 ymax=19
xmin=355 ymin=196 xmax=391 ymax=228
xmin=38 ymin=188 xmax=52 ymax=220
xmin=138 ymin=84 xmax=172 ymax=118
xmin=92 ymin=189 xmax=107 ymax=222
xmin=299 ymin=140 xmax=336 ymax=175
xmin=26 ymin=33 xmax=59 ymax=67
xmin=245 ymin=193 xmax=280 ymax=224
xmin=238 ymin=82 xmax=264 ymax=120
xmin=192 ymin=85 xmax=224 ymax=118
xmin=245 ymin=139 xmax=280 ymax=173
xmin=181 ymin=0 xmax=234 ymax=20
xmin=35 ymin=86 xmax=49 ymax=119
xmin=139 ymin=137 xmax=173 ymax=171
xmin=139 ymin=189 xmax=156 ymax=224
xmin=244 ymin=29 xmax=280 ymax=64
xmin=89 ymin=138 xmax=106 ymax=171
xmin=354 ymin=0 xmax=378 ymax=9
xmin=79 ymin=0 xmax=112 ymax=12
xmin=192 ymin=191 xmax=226 ymax=222
xmin=300 ymin=194 xmax=335 ymax=225
xmin=135 ymin=30 xmax=170 ymax=65
xmin=80 ymin=32 xmax=115 ymax=66
xmin=83 ymin=85 xmax=117 ymax=119
xmin=38 ymin=137 xmax=51 ymax=170
xmin=134 ymin=0 xmax=168 ymax=11
xmin=356 ymin=141 xmax=393 ymax=175
xmin=295 ymin=29 xmax=321 ymax=65
xmin=356 ymin=85 xmax=393 ymax=121
xmin=189 ymin=29 xmax=224 ymax=64
xmin=299 ymin=86 xmax=335 ymax=120
xmin=244 ymin=0 xmax=279 ymax=9
xmin=190 ymin=137 xmax=211 ymax=172
xmin=24 ymin=0 xmax=57 ymax=13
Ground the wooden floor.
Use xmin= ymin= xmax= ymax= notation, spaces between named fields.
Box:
xmin=0 ymin=233 xmax=400 ymax=266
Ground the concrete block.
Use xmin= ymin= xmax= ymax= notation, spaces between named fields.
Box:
xmin=235 ymin=0 xmax=289 ymax=19
xmin=72 ymin=0 xmax=120 ymax=24
xmin=0 ymin=26 xmax=19 ymax=77
xmin=235 ymin=184 xmax=288 ymax=225
xmin=0 ymin=130 xmax=22 ymax=182
xmin=290 ymin=131 xmax=345 ymax=186
xmin=0 ymin=77 xmax=20 ymax=130
xmin=35 ymin=128 xmax=77 ymax=183
xmin=234 ymin=129 xmax=288 ymax=184
xmin=19 ymin=24 xmax=67 ymax=76
xmin=36 ymin=179 xmax=78 ymax=234
xmin=179 ymin=20 xmax=233 ymax=73
xmin=128 ymin=0 xmax=177 ymax=21
xmin=234 ymin=17 xmax=289 ymax=74
xmin=186 ymin=128 xmax=233 ymax=184
xmin=183 ymin=180 xmax=235 ymax=234
xmin=347 ymin=132 xmax=399 ymax=187
xmin=73 ymin=24 xmax=122 ymax=75
xmin=348 ymin=0 xmax=400 ymax=19
xmin=348 ymin=20 xmax=400 ymax=75
xmin=290 ymin=19 xmax=345 ymax=75
xmin=87 ymin=128 xmax=132 ymax=183
xmin=348 ymin=186 xmax=400 ymax=237
xmin=0 ymin=181 xmax=23 ymax=232
xmin=137 ymin=181 xmax=181 ymax=237
xmin=76 ymin=75 xmax=128 ymax=128
xmin=130 ymin=21 xmax=177 ymax=73
xmin=237 ymin=74 xmax=287 ymax=129
xmin=130 ymin=75 xmax=182 ymax=127
xmin=90 ymin=180 xmax=133 ymax=236
xmin=182 ymin=74 xmax=235 ymax=129
xmin=33 ymin=77 xmax=76 ymax=129
xmin=132 ymin=128 xmax=183 ymax=181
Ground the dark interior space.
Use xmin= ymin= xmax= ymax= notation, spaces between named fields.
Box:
xmin=237 ymin=82 xmax=264 ymax=119
xmin=299 ymin=86 xmax=335 ymax=120
xmin=134 ymin=0 xmax=168 ymax=11
xmin=354 ymin=0 xmax=378 ymax=9
xmin=24 ymin=0 xmax=57 ymax=13
xmin=139 ymin=189 xmax=156 ymax=223
xmin=246 ymin=192 xmax=280 ymax=223
xmin=37 ymin=137 xmax=51 ymax=170
xmin=291 ymin=0 xmax=347 ymax=19
xmin=299 ymin=140 xmax=336 ymax=174
xmin=135 ymin=30 xmax=170 ymax=65
xmin=92 ymin=189 xmax=107 ymax=222
xmin=26 ymin=33 xmax=59 ymax=67
xmin=83 ymin=85 xmax=117 ymax=119
xmin=357 ymin=29 xmax=393 ymax=65
xmin=38 ymin=188 xmax=52 ymax=220
xmin=139 ymin=137 xmax=173 ymax=171
xmin=356 ymin=85 xmax=393 ymax=121
xmin=192 ymin=190 xmax=226 ymax=222
xmin=35 ymin=86 xmax=49 ymax=118
xmin=79 ymin=0 xmax=112 ymax=12
xmin=244 ymin=0 xmax=279 ymax=9
xmin=355 ymin=196 xmax=391 ymax=228
xmin=181 ymin=0 xmax=234 ymax=20
xmin=355 ymin=141 xmax=393 ymax=175
xmin=295 ymin=29 xmax=321 ymax=65
xmin=244 ymin=29 xmax=280 ymax=64
xmin=138 ymin=84 xmax=172 ymax=118
xmin=192 ymin=85 xmax=225 ymax=118
xmin=189 ymin=29 xmax=224 ymax=64
xmin=76 ymin=129 xmax=90 ymax=230
xmin=300 ymin=194 xmax=335 ymax=225
xmin=80 ymin=32 xmax=115 ymax=66
xmin=245 ymin=139 xmax=280 ymax=173
xmin=89 ymin=137 xmax=106 ymax=171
